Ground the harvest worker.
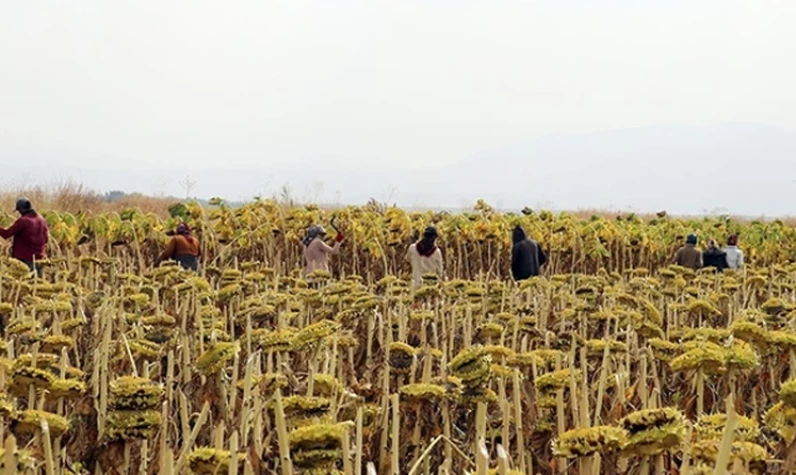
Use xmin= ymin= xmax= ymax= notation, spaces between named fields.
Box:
xmin=0 ymin=198 xmax=49 ymax=275
xmin=673 ymin=234 xmax=702 ymax=270
xmin=702 ymin=239 xmax=729 ymax=272
xmin=303 ymin=225 xmax=344 ymax=275
xmin=406 ymin=226 xmax=443 ymax=287
xmin=724 ymin=234 xmax=744 ymax=269
xmin=157 ymin=222 xmax=200 ymax=271
xmin=511 ymin=225 xmax=547 ymax=281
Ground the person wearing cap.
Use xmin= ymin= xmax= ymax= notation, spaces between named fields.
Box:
xmin=303 ymin=224 xmax=344 ymax=275
xmin=405 ymin=226 xmax=444 ymax=287
xmin=0 ymin=198 xmax=49 ymax=275
xmin=723 ymin=234 xmax=744 ymax=270
xmin=674 ymin=234 xmax=702 ymax=270
xmin=157 ymin=222 xmax=201 ymax=271
xmin=511 ymin=225 xmax=547 ymax=281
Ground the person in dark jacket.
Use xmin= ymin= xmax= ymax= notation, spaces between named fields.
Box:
xmin=0 ymin=198 xmax=49 ymax=275
xmin=702 ymin=239 xmax=729 ymax=272
xmin=157 ymin=222 xmax=201 ymax=271
xmin=674 ymin=234 xmax=702 ymax=270
xmin=511 ymin=225 xmax=546 ymax=280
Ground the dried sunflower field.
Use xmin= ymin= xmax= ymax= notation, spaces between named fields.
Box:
xmin=3 ymin=200 xmax=796 ymax=474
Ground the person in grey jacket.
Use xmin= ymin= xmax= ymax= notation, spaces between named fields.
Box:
xmin=511 ymin=225 xmax=546 ymax=280
xmin=724 ymin=235 xmax=744 ymax=269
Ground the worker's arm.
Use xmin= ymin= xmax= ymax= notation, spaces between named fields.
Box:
xmin=0 ymin=219 xmax=24 ymax=240
xmin=158 ymin=237 xmax=177 ymax=263
xmin=318 ymin=240 xmax=340 ymax=255
xmin=434 ymin=249 xmax=444 ymax=277
xmin=538 ymin=245 xmax=547 ymax=267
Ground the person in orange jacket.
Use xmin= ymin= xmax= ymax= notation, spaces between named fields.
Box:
xmin=157 ymin=222 xmax=200 ymax=271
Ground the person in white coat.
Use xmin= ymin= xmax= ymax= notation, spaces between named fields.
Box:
xmin=724 ymin=234 xmax=744 ymax=270
xmin=405 ymin=226 xmax=443 ymax=287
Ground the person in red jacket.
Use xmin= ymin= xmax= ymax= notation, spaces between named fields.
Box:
xmin=0 ymin=198 xmax=49 ymax=275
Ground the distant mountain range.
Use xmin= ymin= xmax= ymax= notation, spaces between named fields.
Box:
xmin=3 ymin=123 xmax=795 ymax=216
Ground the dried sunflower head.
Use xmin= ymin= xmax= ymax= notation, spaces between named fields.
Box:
xmin=388 ymin=342 xmax=417 ymax=375
xmin=730 ymin=321 xmax=769 ymax=349
xmin=110 ymin=376 xmax=163 ymax=411
xmin=694 ymin=413 xmax=760 ymax=442
xmin=724 ymin=340 xmax=759 ymax=371
xmin=764 ymin=401 xmax=796 ymax=443
xmin=669 ymin=342 xmax=726 ymax=375
xmin=647 ymin=338 xmax=680 ymax=362
xmin=259 ymin=328 xmax=297 ymax=352
xmin=449 ymin=346 xmax=492 ymax=387
xmin=508 ymin=352 xmax=543 ymax=369
xmin=781 ymin=379 xmax=796 ymax=409
xmin=313 ymin=374 xmax=344 ymax=397
xmin=11 ymin=409 xmax=69 ymax=438
xmin=620 ymin=407 xmax=685 ymax=457
xmin=291 ymin=320 xmax=340 ymax=350
xmin=483 ymin=345 xmax=515 ymax=361
xmin=40 ymin=335 xmax=76 ymax=354
xmin=553 ymin=426 xmax=627 ymax=458
xmin=49 ymin=378 xmax=87 ymax=400
xmin=288 ymin=423 xmax=346 ymax=452
xmin=585 ymin=339 xmax=628 ymax=356
xmin=106 ymin=410 xmax=161 ymax=441
xmin=768 ymin=331 xmax=796 ymax=352
xmin=188 ymin=447 xmax=244 ymax=475
xmin=475 ymin=322 xmax=505 ymax=341
xmin=10 ymin=365 xmax=54 ymax=396
xmin=277 ymin=396 xmax=332 ymax=427
xmin=128 ymin=339 xmax=163 ymax=361
xmin=196 ymin=342 xmax=239 ymax=375
xmin=459 ymin=386 xmax=498 ymax=405
xmin=535 ymin=369 xmax=579 ymax=395
xmin=399 ymin=383 xmax=447 ymax=403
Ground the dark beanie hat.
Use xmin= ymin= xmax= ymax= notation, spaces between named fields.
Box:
xmin=686 ymin=234 xmax=698 ymax=245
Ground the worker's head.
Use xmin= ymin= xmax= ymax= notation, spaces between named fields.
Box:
xmin=728 ymin=234 xmax=739 ymax=246
xmin=707 ymin=239 xmax=717 ymax=250
xmin=303 ymin=225 xmax=326 ymax=246
xmin=177 ymin=222 xmax=191 ymax=235
xmin=512 ymin=225 xmax=527 ymax=244
xmin=423 ymin=226 xmax=438 ymax=243
xmin=14 ymin=198 xmax=32 ymax=214
xmin=686 ymin=234 xmax=698 ymax=245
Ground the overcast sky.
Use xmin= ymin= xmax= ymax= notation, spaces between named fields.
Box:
xmin=2 ymin=1 xmax=796 ymax=210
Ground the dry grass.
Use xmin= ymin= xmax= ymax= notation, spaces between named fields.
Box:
xmin=2 ymin=180 xmax=795 ymax=227
xmin=0 ymin=181 xmax=176 ymax=217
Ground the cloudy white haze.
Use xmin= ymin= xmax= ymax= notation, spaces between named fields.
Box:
xmin=2 ymin=0 xmax=796 ymax=215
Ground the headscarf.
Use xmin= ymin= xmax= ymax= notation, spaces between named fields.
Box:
xmin=303 ymin=225 xmax=326 ymax=247
xmin=177 ymin=222 xmax=195 ymax=244
xmin=415 ymin=226 xmax=438 ymax=257
xmin=512 ymin=225 xmax=527 ymax=245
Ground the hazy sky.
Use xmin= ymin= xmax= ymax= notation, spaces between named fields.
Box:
xmin=2 ymin=1 xmax=796 ymax=209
